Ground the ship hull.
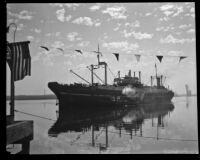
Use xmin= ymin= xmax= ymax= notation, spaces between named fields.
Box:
xmin=48 ymin=82 xmax=174 ymax=109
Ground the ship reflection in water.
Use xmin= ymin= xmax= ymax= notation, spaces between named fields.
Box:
xmin=48 ymin=103 xmax=174 ymax=152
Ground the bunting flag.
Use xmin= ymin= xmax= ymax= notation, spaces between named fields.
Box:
xmin=179 ymin=56 xmax=187 ymax=63
xmin=40 ymin=46 xmax=49 ymax=51
xmin=113 ymin=53 xmax=119 ymax=61
xmin=75 ymin=49 xmax=83 ymax=54
xmin=156 ymin=55 xmax=163 ymax=63
xmin=56 ymin=48 xmax=64 ymax=53
xmin=135 ymin=54 xmax=141 ymax=62
xmin=7 ymin=41 xmax=31 ymax=81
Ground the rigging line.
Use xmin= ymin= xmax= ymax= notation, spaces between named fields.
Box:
xmin=107 ymin=130 xmax=198 ymax=142
xmin=14 ymin=109 xmax=56 ymax=121
xmin=107 ymin=66 xmax=115 ymax=78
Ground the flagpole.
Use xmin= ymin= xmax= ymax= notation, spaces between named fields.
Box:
xmin=8 ymin=23 xmax=17 ymax=121
xmin=155 ymin=63 xmax=157 ymax=78
xmin=10 ymin=52 xmax=15 ymax=120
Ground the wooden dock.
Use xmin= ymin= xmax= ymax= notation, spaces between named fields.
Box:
xmin=6 ymin=116 xmax=33 ymax=154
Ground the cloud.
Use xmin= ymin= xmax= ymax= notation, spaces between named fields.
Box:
xmin=160 ymin=34 xmax=195 ymax=44
xmin=95 ymin=22 xmax=101 ymax=27
xmin=72 ymin=17 xmax=100 ymax=27
xmin=16 ymin=23 xmax=25 ymax=31
xmin=187 ymin=28 xmax=195 ymax=34
xmin=64 ymin=3 xmax=80 ymax=10
xmin=102 ymin=41 xmax=139 ymax=52
xmin=77 ymin=41 xmax=90 ymax=47
xmin=156 ymin=25 xmax=174 ymax=32
xmin=113 ymin=23 xmax=122 ymax=31
xmin=49 ymin=3 xmax=80 ymax=10
xmin=89 ymin=4 xmax=101 ymax=11
xmin=49 ymin=3 xmax=64 ymax=7
xmin=160 ymin=4 xmax=174 ymax=11
xmin=51 ymin=41 xmax=65 ymax=49
xmin=184 ymin=12 xmax=195 ymax=18
xmin=113 ymin=26 xmax=119 ymax=31
xmin=45 ymin=32 xmax=61 ymax=37
xmin=8 ymin=10 xmax=33 ymax=20
xmin=178 ymin=24 xmax=191 ymax=29
xmin=67 ymin=32 xmax=82 ymax=41
xmin=66 ymin=15 xmax=72 ymax=21
xmin=190 ymin=7 xmax=194 ymax=12
xmin=145 ymin=12 xmax=152 ymax=16
xmin=172 ymin=6 xmax=183 ymax=17
xmin=102 ymin=6 xmax=127 ymax=19
xmin=163 ymin=10 xmax=174 ymax=16
xmin=125 ymin=20 xmax=140 ymax=28
xmin=123 ymin=30 xmax=153 ymax=40
xmin=159 ymin=3 xmax=184 ymax=19
xmin=31 ymin=28 xmax=41 ymax=34
xmin=56 ymin=8 xmax=72 ymax=22
xmin=27 ymin=35 xmax=34 ymax=41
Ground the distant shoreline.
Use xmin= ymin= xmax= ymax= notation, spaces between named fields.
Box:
xmin=6 ymin=95 xmax=57 ymax=100
xmin=6 ymin=94 xmax=196 ymax=101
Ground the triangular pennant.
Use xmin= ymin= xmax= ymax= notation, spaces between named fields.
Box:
xmin=156 ymin=55 xmax=163 ymax=63
xmin=135 ymin=54 xmax=141 ymax=62
xmin=179 ymin=56 xmax=187 ymax=63
xmin=75 ymin=49 xmax=83 ymax=54
xmin=113 ymin=53 xmax=119 ymax=61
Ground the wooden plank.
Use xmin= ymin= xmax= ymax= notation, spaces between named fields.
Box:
xmin=7 ymin=120 xmax=33 ymax=145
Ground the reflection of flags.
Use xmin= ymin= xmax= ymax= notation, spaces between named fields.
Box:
xmin=7 ymin=41 xmax=31 ymax=81
xmin=113 ymin=53 xmax=119 ymax=61
xmin=179 ymin=56 xmax=187 ymax=63
xmin=135 ymin=54 xmax=141 ymax=62
xmin=156 ymin=56 xmax=163 ymax=63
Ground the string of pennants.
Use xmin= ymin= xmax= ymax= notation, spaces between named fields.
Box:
xmin=39 ymin=45 xmax=187 ymax=63
xmin=40 ymin=46 xmax=83 ymax=54
xmin=112 ymin=53 xmax=187 ymax=63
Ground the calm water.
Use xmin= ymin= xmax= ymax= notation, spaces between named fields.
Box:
xmin=6 ymin=96 xmax=198 ymax=154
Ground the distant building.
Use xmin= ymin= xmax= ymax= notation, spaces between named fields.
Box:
xmin=185 ymin=84 xmax=192 ymax=96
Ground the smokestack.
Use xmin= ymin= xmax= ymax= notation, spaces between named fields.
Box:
xmin=118 ymin=71 xmax=120 ymax=78
xmin=139 ymin=71 xmax=141 ymax=82
xmin=134 ymin=72 xmax=135 ymax=78
xmin=128 ymin=70 xmax=131 ymax=77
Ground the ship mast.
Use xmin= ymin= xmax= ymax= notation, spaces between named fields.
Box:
xmin=155 ymin=63 xmax=157 ymax=78
xmin=91 ymin=44 xmax=108 ymax=86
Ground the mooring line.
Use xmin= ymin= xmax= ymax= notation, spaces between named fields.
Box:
xmin=14 ymin=109 xmax=56 ymax=121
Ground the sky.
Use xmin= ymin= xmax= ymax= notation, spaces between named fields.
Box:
xmin=6 ymin=3 xmax=196 ymax=95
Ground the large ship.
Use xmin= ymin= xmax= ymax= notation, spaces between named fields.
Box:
xmin=48 ymin=45 xmax=174 ymax=108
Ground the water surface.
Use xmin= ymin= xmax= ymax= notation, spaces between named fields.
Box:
xmin=6 ymin=96 xmax=198 ymax=154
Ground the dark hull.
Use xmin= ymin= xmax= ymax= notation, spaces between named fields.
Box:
xmin=59 ymin=93 xmax=138 ymax=107
xmin=48 ymin=82 xmax=174 ymax=108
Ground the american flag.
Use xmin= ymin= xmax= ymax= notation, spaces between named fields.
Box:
xmin=7 ymin=41 xmax=31 ymax=81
